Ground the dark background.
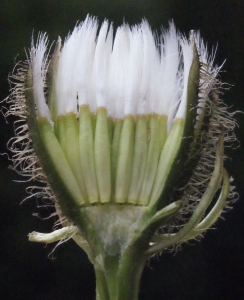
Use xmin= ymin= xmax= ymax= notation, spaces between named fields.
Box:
xmin=1 ymin=1 xmax=244 ymax=299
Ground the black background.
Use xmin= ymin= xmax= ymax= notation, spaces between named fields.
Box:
xmin=1 ymin=1 xmax=244 ymax=299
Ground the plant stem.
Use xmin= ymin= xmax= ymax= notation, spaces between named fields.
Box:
xmin=94 ymin=249 xmax=146 ymax=300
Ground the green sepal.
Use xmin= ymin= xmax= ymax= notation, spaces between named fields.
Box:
xmin=179 ymin=33 xmax=215 ymax=188
xmin=128 ymin=116 xmax=148 ymax=205
xmin=64 ymin=113 xmax=88 ymax=202
xmin=149 ymin=119 xmax=185 ymax=208
xmin=115 ymin=116 xmax=135 ymax=204
xmin=79 ymin=105 xmax=99 ymax=204
xmin=183 ymin=168 xmax=229 ymax=241
xmin=146 ymin=131 xmax=224 ymax=255
xmin=107 ymin=117 xmax=113 ymax=143
xmin=149 ymin=200 xmax=183 ymax=230
xmin=94 ymin=108 xmax=111 ymax=203
xmin=37 ymin=118 xmax=86 ymax=207
xmin=111 ymin=120 xmax=123 ymax=202
xmin=158 ymin=115 xmax=168 ymax=152
xmin=139 ymin=115 xmax=160 ymax=205
xmin=56 ymin=115 xmax=66 ymax=149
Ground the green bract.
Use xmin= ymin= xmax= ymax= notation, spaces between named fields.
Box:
xmin=5 ymin=16 xmax=236 ymax=300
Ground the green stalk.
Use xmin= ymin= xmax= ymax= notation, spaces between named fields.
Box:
xmin=94 ymin=250 xmax=147 ymax=300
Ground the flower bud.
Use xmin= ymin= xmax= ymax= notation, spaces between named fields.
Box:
xmin=5 ymin=15 xmax=237 ymax=300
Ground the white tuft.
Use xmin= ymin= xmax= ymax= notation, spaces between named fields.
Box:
xmin=195 ymin=31 xmax=216 ymax=66
xmin=124 ymin=25 xmax=143 ymax=116
xmin=108 ymin=25 xmax=130 ymax=119
xmin=56 ymin=26 xmax=79 ymax=115
xmin=137 ymin=20 xmax=159 ymax=115
xmin=75 ymin=17 xmax=98 ymax=108
xmin=159 ymin=23 xmax=182 ymax=129
xmin=92 ymin=20 xmax=113 ymax=112
xmin=175 ymin=34 xmax=193 ymax=119
xmin=195 ymin=32 xmax=222 ymax=94
xmin=30 ymin=33 xmax=51 ymax=120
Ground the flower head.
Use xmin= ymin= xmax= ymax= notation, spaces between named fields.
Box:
xmin=4 ymin=15 xmax=237 ymax=299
